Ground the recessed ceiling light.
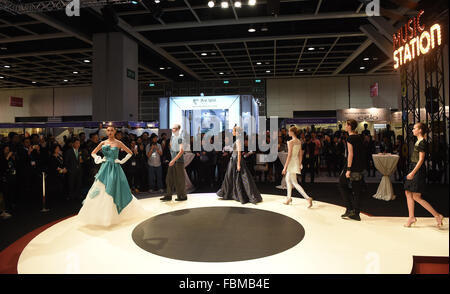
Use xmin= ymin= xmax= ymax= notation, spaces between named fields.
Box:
xmin=0 ymin=76 xmax=4 ymax=79
xmin=131 ymin=1 xmax=139 ymax=4
xmin=299 ymin=69 xmax=304 ymax=72
xmin=63 ymin=79 xmax=68 ymax=82
xmin=32 ymin=81 xmax=37 ymax=84
xmin=373 ymin=57 xmax=378 ymax=60
xmin=160 ymin=67 xmax=165 ymax=70
xmin=4 ymin=65 xmax=10 ymax=68
xmin=363 ymin=57 xmax=369 ymax=61
xmin=248 ymin=0 xmax=256 ymax=6
xmin=154 ymin=0 xmax=160 ymax=3
xmin=167 ymin=67 xmax=172 ymax=69
xmin=248 ymin=27 xmax=256 ymax=33
xmin=319 ymin=47 xmax=325 ymax=50
xmin=0 ymin=47 xmax=7 ymax=50
xmin=256 ymin=62 xmax=262 ymax=65
xmin=219 ymin=72 xmax=224 ymax=75
xmin=179 ymin=74 xmax=184 ymax=77
xmin=221 ymin=1 xmax=229 ymax=8
xmin=266 ymin=70 xmax=271 ymax=73
xmin=73 ymin=71 xmax=78 ymax=74
xmin=201 ymin=53 xmax=207 ymax=56
xmin=308 ymin=47 xmax=315 ymax=51
xmin=360 ymin=66 xmax=366 ymax=70
xmin=211 ymin=52 xmax=216 ymax=55
xmin=83 ymin=59 xmax=90 ymax=63
xmin=234 ymin=1 xmax=242 ymax=8
xmin=265 ymin=62 xmax=270 ymax=65
xmin=208 ymin=1 xmax=215 ymax=8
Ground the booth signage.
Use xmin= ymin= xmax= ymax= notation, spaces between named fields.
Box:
xmin=127 ymin=68 xmax=136 ymax=80
xmin=393 ymin=10 xmax=442 ymax=69
xmin=10 ymin=96 xmax=23 ymax=107
xmin=337 ymin=108 xmax=390 ymax=122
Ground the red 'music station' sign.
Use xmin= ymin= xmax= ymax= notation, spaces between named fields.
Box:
xmin=393 ymin=10 xmax=442 ymax=69
xmin=10 ymin=96 xmax=23 ymax=107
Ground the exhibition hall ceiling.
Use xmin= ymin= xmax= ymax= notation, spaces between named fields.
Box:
xmin=0 ymin=0 xmax=448 ymax=88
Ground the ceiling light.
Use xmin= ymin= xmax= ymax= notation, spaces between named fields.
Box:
xmin=373 ymin=57 xmax=378 ymax=60
xmin=248 ymin=0 xmax=256 ymax=6
xmin=363 ymin=57 xmax=369 ymax=61
xmin=319 ymin=47 xmax=325 ymax=50
xmin=266 ymin=70 xmax=271 ymax=73
xmin=0 ymin=47 xmax=7 ymax=50
xmin=256 ymin=62 xmax=262 ymax=65
xmin=308 ymin=47 xmax=315 ymax=51
xmin=154 ymin=0 xmax=160 ymax=3
xmin=360 ymin=66 xmax=366 ymax=70
xmin=149 ymin=83 xmax=155 ymax=87
xmin=201 ymin=52 xmax=207 ymax=56
xmin=219 ymin=72 xmax=224 ymax=75
xmin=83 ymin=59 xmax=90 ymax=63
xmin=208 ymin=1 xmax=215 ymax=8
xmin=63 ymin=79 xmax=68 ymax=82
xmin=167 ymin=67 xmax=172 ymax=69
xmin=221 ymin=1 xmax=229 ymax=8
xmin=248 ymin=27 xmax=256 ymax=33
xmin=179 ymin=74 xmax=184 ymax=77
xmin=4 ymin=65 xmax=11 ymax=68
xmin=32 ymin=81 xmax=37 ymax=84
xmin=211 ymin=52 xmax=216 ymax=55
xmin=261 ymin=26 xmax=268 ymax=32
xmin=0 ymin=76 xmax=4 ymax=79
xmin=73 ymin=71 xmax=78 ymax=74
xmin=265 ymin=62 xmax=270 ymax=65
xmin=234 ymin=1 xmax=242 ymax=8
xmin=299 ymin=69 xmax=304 ymax=72
xmin=160 ymin=67 xmax=165 ymax=70
xmin=131 ymin=1 xmax=139 ymax=4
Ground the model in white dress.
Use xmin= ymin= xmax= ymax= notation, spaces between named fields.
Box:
xmin=282 ymin=127 xmax=313 ymax=207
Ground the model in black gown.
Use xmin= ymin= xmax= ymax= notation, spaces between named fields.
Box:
xmin=216 ymin=127 xmax=263 ymax=204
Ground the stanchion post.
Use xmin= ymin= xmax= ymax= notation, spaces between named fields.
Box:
xmin=41 ymin=171 xmax=50 ymax=213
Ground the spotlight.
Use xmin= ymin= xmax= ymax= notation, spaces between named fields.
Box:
xmin=221 ymin=1 xmax=228 ymax=8
xmin=234 ymin=1 xmax=242 ymax=8
xmin=248 ymin=0 xmax=256 ymax=6
xmin=208 ymin=0 xmax=215 ymax=8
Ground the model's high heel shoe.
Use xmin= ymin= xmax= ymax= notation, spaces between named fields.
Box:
xmin=404 ymin=217 xmax=417 ymax=228
xmin=284 ymin=198 xmax=292 ymax=205
xmin=435 ymin=214 xmax=444 ymax=229
xmin=307 ymin=197 xmax=313 ymax=208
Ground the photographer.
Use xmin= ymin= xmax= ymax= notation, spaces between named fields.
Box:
xmin=146 ymin=134 xmax=164 ymax=193
xmin=1 ymin=145 xmax=18 ymax=218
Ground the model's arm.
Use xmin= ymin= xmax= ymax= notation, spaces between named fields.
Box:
xmin=407 ymin=151 xmax=425 ymax=179
xmin=237 ymin=140 xmax=242 ymax=171
xmin=90 ymin=141 xmax=105 ymax=156
xmin=346 ymin=142 xmax=353 ymax=178
xmin=283 ymin=141 xmax=293 ymax=175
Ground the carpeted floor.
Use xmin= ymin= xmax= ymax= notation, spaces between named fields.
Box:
xmin=0 ymin=181 xmax=448 ymax=252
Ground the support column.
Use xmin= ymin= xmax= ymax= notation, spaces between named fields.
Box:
xmin=92 ymin=32 xmax=138 ymax=121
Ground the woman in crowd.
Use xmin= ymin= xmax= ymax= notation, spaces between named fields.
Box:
xmin=282 ymin=126 xmax=313 ymax=207
xmin=47 ymin=145 xmax=67 ymax=205
xmin=0 ymin=145 xmax=17 ymax=219
xmin=403 ymin=123 xmax=444 ymax=228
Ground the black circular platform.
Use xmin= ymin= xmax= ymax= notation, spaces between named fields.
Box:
xmin=132 ymin=206 xmax=305 ymax=262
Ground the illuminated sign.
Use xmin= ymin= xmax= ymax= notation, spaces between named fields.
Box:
xmin=393 ymin=10 xmax=442 ymax=69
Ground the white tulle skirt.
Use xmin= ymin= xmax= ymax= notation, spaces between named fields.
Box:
xmin=77 ymin=180 xmax=148 ymax=227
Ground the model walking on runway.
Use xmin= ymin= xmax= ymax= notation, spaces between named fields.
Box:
xmin=282 ymin=126 xmax=313 ymax=207
xmin=217 ymin=126 xmax=262 ymax=204
xmin=403 ymin=122 xmax=444 ymax=228
xmin=77 ymin=126 xmax=146 ymax=226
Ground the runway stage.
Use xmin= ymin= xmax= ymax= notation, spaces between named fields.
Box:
xmin=17 ymin=194 xmax=448 ymax=274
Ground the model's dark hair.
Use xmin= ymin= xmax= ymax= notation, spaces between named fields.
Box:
xmin=346 ymin=119 xmax=358 ymax=131
xmin=416 ymin=122 xmax=428 ymax=136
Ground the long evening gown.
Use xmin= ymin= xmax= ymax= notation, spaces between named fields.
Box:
xmin=77 ymin=145 xmax=147 ymax=226
xmin=216 ymin=141 xmax=263 ymax=204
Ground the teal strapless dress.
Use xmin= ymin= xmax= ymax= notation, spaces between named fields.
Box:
xmin=78 ymin=145 xmax=146 ymax=226
xmin=93 ymin=145 xmax=132 ymax=213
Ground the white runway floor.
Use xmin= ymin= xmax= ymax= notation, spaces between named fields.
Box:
xmin=18 ymin=193 xmax=448 ymax=274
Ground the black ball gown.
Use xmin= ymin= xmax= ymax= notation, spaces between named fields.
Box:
xmin=216 ymin=141 xmax=263 ymax=204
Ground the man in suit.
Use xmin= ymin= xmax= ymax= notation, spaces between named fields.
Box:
xmin=64 ymin=138 xmax=82 ymax=201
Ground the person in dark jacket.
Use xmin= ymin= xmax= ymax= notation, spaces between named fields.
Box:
xmin=64 ymin=138 xmax=82 ymax=201
xmin=47 ymin=145 xmax=67 ymax=206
